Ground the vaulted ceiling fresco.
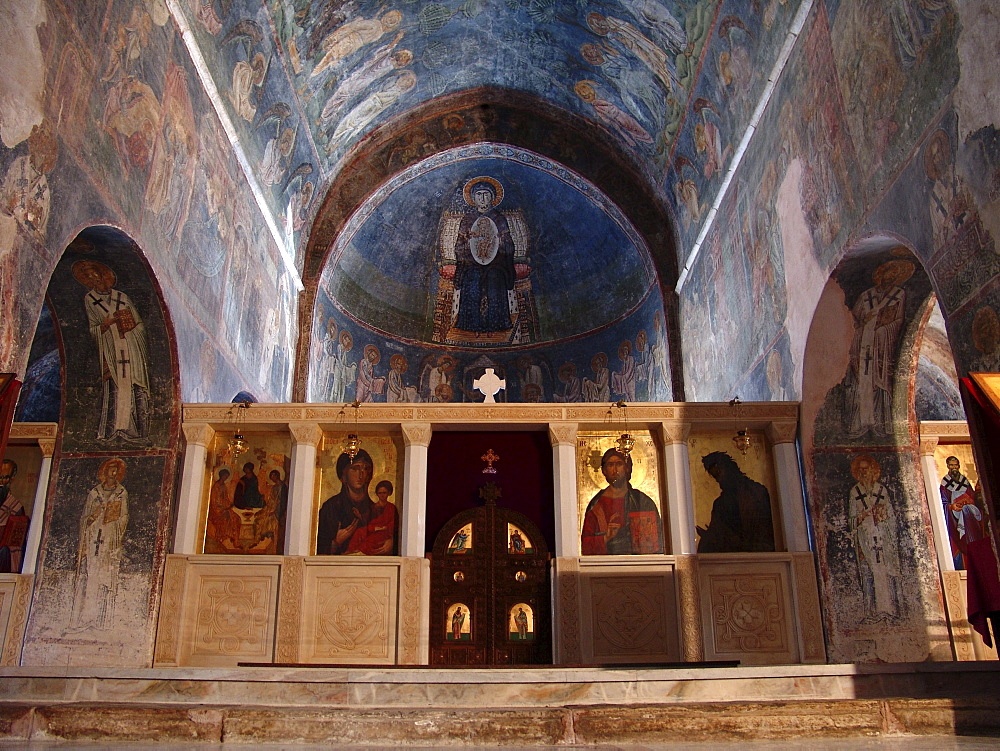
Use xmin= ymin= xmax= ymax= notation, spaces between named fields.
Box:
xmin=172 ymin=0 xmax=807 ymax=273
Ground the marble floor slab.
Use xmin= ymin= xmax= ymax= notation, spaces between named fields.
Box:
xmin=2 ymin=737 xmax=1000 ymax=749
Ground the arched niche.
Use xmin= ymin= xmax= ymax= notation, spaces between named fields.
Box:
xmin=17 ymin=226 xmax=182 ymax=667
xmin=800 ymin=240 xmax=951 ymax=664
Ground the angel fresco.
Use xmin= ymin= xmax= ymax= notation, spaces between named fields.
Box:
xmin=619 ymin=0 xmax=687 ymax=54
xmin=327 ymin=71 xmax=417 ymax=152
xmin=716 ymin=15 xmax=754 ymax=114
xmin=692 ymin=98 xmax=731 ymax=180
xmin=587 ymin=12 xmax=676 ymax=95
xmin=145 ymin=62 xmax=197 ymax=239
xmin=574 ymin=81 xmax=653 ymax=147
xmin=320 ymin=36 xmax=412 ymax=126
xmin=285 ymin=174 xmax=315 ymax=235
xmin=257 ymin=102 xmax=296 ymax=186
xmin=311 ymin=11 xmax=403 ymax=79
xmin=580 ymin=43 xmax=659 ymax=131
xmin=673 ymin=157 xmax=704 ymax=231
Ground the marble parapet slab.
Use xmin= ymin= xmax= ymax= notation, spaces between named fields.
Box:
xmin=0 ymin=663 xmax=997 ymax=710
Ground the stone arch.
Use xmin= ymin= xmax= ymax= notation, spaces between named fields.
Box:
xmin=800 ymin=238 xmax=950 ymax=664
xmin=18 ymin=225 xmax=181 ymax=667
xmin=292 ymin=89 xmax=685 ymax=402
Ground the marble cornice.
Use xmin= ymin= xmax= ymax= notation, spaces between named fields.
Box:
xmin=181 ymin=402 xmax=800 ymax=430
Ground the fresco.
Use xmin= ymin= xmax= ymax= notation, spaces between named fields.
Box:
xmin=172 ymin=0 xmax=810 ymax=218
xmin=171 ymin=0 xmax=319 ymax=254
xmin=665 ymin=0 xmax=804 ymax=247
xmin=22 ymin=454 xmax=171 ymax=666
xmin=812 ymin=247 xmax=934 ymax=448
xmin=308 ymin=146 xmax=671 ymax=403
xmin=933 ymin=447 xmax=983 ymax=572
xmin=311 ymin=289 xmax=669 ymax=404
xmin=38 ymin=230 xmax=174 ymax=453
xmin=809 ymin=450 xmax=945 ymax=663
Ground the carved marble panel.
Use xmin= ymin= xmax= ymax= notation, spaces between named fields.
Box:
xmin=942 ymin=570 xmax=998 ymax=661
xmin=180 ymin=562 xmax=280 ymax=667
xmin=299 ymin=561 xmax=398 ymax=664
xmin=578 ymin=563 xmax=679 ymax=664
xmin=699 ymin=559 xmax=798 ymax=665
xmin=0 ymin=576 xmax=17 ymax=665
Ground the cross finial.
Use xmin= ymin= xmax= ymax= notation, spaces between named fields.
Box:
xmin=481 ymin=448 xmax=499 ymax=474
xmin=480 ymin=481 xmax=502 ymax=505
xmin=473 ymin=367 xmax=505 ymax=403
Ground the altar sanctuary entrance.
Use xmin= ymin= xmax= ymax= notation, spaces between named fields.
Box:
xmin=429 ymin=484 xmax=552 ymax=666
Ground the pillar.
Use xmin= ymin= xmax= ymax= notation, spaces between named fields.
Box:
xmin=549 ymin=424 xmax=578 ymax=558
xmin=660 ymin=421 xmax=695 ymax=554
xmin=287 ymin=422 xmax=322 ymax=556
xmin=919 ymin=436 xmax=954 ymax=571
xmin=400 ymin=423 xmax=431 ymax=558
xmin=20 ymin=438 xmax=54 ymax=575
xmin=173 ymin=423 xmax=214 ymax=554
xmin=767 ymin=421 xmax=810 ymax=552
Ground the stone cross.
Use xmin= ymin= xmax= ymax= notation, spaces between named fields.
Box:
xmin=473 ymin=367 xmax=505 ymax=403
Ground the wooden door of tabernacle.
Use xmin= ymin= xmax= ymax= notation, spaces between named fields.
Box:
xmin=429 ymin=482 xmax=551 ymax=665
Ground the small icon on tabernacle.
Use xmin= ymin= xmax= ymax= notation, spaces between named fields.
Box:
xmin=481 ymin=448 xmax=499 ymax=474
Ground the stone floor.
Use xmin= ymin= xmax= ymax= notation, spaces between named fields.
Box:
xmin=2 ymin=738 xmax=1000 ymax=749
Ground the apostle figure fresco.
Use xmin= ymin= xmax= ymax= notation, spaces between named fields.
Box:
xmin=848 ymin=454 xmax=902 ymax=624
xmin=696 ymin=451 xmax=775 ymax=553
xmin=846 ymin=259 xmax=913 ymax=440
xmin=71 ymin=458 xmax=129 ymax=632
xmin=581 ymin=447 xmax=663 ymax=555
xmin=73 ymin=260 xmax=150 ymax=445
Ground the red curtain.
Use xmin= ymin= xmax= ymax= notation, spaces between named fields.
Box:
xmin=959 ymin=377 xmax=1000 ymax=646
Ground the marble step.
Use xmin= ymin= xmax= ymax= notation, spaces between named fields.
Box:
xmin=1 ymin=664 xmax=998 ymax=744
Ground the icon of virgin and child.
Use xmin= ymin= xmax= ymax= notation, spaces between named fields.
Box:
xmin=317 ymin=449 xmax=398 ymax=555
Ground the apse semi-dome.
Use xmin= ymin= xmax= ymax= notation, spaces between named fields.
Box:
xmin=319 ymin=145 xmax=658 ymax=346
xmin=309 ymin=145 xmax=670 ymax=404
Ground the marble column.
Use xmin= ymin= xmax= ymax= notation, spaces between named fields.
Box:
xmin=174 ymin=423 xmax=215 ymax=554
xmin=400 ymin=423 xmax=431 ymax=558
xmin=19 ymin=438 xmax=54 ymax=575
xmin=287 ymin=422 xmax=323 ymax=556
xmin=549 ymin=423 xmax=578 ymax=558
xmin=919 ymin=436 xmax=954 ymax=571
xmin=660 ymin=421 xmax=695 ymax=555
xmin=767 ymin=421 xmax=810 ymax=552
